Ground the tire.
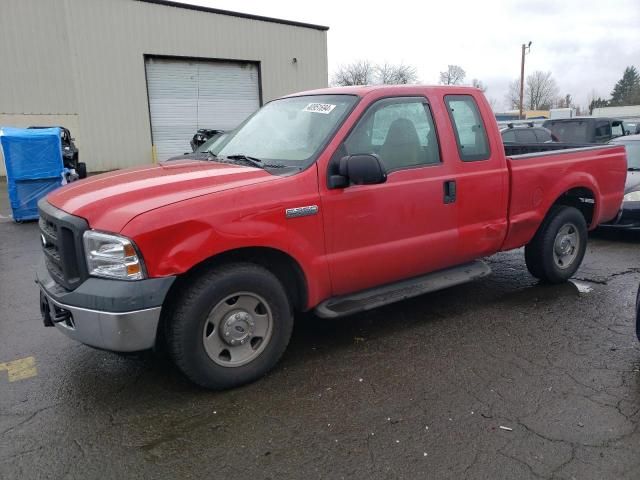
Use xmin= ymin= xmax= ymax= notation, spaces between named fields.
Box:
xmin=165 ymin=263 xmax=293 ymax=390
xmin=77 ymin=162 xmax=87 ymax=179
xmin=524 ymin=205 xmax=588 ymax=284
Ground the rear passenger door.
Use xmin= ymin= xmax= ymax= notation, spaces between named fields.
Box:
xmin=443 ymin=95 xmax=509 ymax=261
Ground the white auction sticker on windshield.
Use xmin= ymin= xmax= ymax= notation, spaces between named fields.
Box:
xmin=303 ymin=103 xmax=336 ymax=114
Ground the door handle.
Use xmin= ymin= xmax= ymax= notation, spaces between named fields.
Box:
xmin=443 ymin=180 xmax=456 ymax=204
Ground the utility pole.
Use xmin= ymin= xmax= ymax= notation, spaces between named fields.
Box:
xmin=519 ymin=41 xmax=532 ymax=120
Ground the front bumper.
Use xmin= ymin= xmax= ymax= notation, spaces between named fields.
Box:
xmin=37 ymin=265 xmax=175 ymax=352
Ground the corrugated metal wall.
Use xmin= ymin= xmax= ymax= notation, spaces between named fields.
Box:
xmin=0 ymin=0 xmax=328 ymax=175
xmin=145 ymin=57 xmax=261 ymax=159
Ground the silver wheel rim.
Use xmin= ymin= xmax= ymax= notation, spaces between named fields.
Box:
xmin=553 ymin=223 xmax=580 ymax=269
xmin=202 ymin=292 xmax=273 ymax=367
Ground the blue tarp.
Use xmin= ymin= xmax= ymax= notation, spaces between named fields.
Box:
xmin=0 ymin=127 xmax=64 ymax=221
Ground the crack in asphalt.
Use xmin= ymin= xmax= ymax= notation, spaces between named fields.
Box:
xmin=575 ymin=267 xmax=640 ymax=286
xmin=0 ymin=404 xmax=56 ymax=436
xmin=497 ymin=450 xmax=548 ymax=479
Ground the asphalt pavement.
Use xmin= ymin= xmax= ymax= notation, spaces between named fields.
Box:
xmin=1 ymin=180 xmax=639 ymax=479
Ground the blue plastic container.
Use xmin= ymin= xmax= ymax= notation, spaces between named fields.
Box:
xmin=0 ymin=127 xmax=64 ymax=221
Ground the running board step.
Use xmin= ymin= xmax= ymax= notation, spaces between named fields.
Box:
xmin=314 ymin=260 xmax=491 ymax=319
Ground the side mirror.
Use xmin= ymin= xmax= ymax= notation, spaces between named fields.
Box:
xmin=329 ymin=154 xmax=387 ymax=188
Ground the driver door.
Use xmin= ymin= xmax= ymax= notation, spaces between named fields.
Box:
xmin=320 ymin=96 xmax=459 ymax=296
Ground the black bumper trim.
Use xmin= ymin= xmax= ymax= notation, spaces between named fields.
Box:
xmin=37 ymin=263 xmax=176 ymax=313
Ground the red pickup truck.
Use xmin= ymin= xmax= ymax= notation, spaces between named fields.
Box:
xmin=37 ymin=86 xmax=627 ymax=389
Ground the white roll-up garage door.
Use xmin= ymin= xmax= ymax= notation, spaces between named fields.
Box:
xmin=145 ymin=57 xmax=260 ymax=160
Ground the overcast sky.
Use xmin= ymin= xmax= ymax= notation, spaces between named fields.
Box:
xmin=184 ymin=0 xmax=639 ymax=110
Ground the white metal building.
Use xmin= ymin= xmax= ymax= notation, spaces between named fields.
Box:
xmin=592 ymin=105 xmax=640 ymax=119
xmin=0 ymin=0 xmax=329 ymax=174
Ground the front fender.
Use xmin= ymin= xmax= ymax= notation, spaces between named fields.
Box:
xmin=120 ymin=167 xmax=332 ymax=308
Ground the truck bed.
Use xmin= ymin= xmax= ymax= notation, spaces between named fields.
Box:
xmin=504 ymin=143 xmax=591 ymax=156
xmin=501 ymin=144 xmax=627 ymax=251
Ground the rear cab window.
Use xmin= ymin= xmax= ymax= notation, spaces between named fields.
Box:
xmin=445 ymin=95 xmax=490 ymax=161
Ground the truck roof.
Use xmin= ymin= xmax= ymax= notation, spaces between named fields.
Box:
xmin=284 ymin=84 xmax=484 ymax=98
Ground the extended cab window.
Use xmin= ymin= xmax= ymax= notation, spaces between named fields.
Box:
xmin=344 ymin=97 xmax=440 ymax=171
xmin=445 ymin=95 xmax=490 ymax=161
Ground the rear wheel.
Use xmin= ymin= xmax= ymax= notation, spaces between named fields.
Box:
xmin=165 ymin=263 xmax=293 ymax=390
xmin=524 ymin=206 xmax=587 ymax=283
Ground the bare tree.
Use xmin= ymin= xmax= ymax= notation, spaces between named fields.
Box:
xmin=376 ymin=63 xmax=418 ymax=85
xmin=555 ymin=93 xmax=573 ymax=108
xmin=525 ymin=71 xmax=558 ymax=110
xmin=471 ymin=78 xmax=487 ymax=92
xmin=439 ymin=65 xmax=466 ymax=85
xmin=487 ymin=97 xmax=499 ymax=111
xmin=332 ymin=60 xmax=374 ymax=86
xmin=505 ymin=79 xmax=521 ymax=110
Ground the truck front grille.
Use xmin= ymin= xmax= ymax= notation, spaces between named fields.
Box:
xmin=38 ymin=200 xmax=89 ymax=290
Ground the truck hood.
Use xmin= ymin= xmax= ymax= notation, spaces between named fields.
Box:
xmin=47 ymin=160 xmax=276 ymax=232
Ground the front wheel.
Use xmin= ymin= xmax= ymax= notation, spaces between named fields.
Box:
xmin=524 ymin=205 xmax=588 ymax=283
xmin=165 ymin=263 xmax=293 ymax=390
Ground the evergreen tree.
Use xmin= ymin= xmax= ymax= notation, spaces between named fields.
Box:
xmin=589 ymin=97 xmax=609 ymax=114
xmin=610 ymin=66 xmax=640 ymax=106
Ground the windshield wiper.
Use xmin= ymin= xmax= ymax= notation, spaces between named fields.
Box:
xmin=224 ymin=154 xmax=289 ymax=169
xmin=628 ymin=167 xmax=640 ymax=171
xmin=224 ymin=154 xmax=265 ymax=168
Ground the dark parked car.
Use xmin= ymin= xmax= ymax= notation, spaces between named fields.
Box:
xmin=542 ymin=117 xmax=626 ymax=144
xmin=190 ymin=129 xmax=225 ymax=152
xmin=169 ymin=132 xmax=228 ymax=161
xmin=28 ymin=126 xmax=87 ymax=178
xmin=500 ymin=123 xmax=558 ymax=143
xmin=600 ymin=134 xmax=640 ymax=230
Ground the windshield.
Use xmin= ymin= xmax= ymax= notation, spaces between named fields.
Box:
xmin=614 ymin=140 xmax=640 ymax=169
xmin=216 ymin=95 xmax=358 ymax=167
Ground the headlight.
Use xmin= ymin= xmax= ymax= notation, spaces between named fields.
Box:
xmin=82 ymin=231 xmax=145 ymax=280
xmin=623 ymin=191 xmax=640 ymax=202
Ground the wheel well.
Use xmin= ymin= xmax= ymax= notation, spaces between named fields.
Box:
xmin=551 ymin=187 xmax=595 ymax=227
xmin=170 ymin=247 xmax=308 ymax=313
